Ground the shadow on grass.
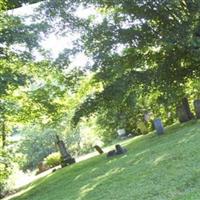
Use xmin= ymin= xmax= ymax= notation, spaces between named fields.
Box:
xmin=10 ymin=120 xmax=200 ymax=200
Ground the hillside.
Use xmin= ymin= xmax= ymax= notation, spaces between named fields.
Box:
xmin=7 ymin=120 xmax=200 ymax=200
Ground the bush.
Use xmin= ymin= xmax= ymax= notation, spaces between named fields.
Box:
xmin=43 ymin=152 xmax=61 ymax=168
xmin=18 ymin=127 xmax=57 ymax=171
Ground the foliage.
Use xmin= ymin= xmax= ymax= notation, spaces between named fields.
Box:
xmin=1 ymin=2 xmax=200 ymax=196
xmin=0 ymin=150 xmax=11 ymax=197
xmin=0 ymin=0 xmax=49 ymax=176
xmin=2 ymin=1 xmax=200 ymax=196
xmin=0 ymin=0 xmax=76 ymax=195
xmin=0 ymin=146 xmax=21 ymax=197
xmin=43 ymin=152 xmax=61 ymax=168
xmin=17 ymin=126 xmax=57 ymax=171
xmin=2 ymin=1 xmax=41 ymax=11
xmin=36 ymin=0 xmax=200 ymax=138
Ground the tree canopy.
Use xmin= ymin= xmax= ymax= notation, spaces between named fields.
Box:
xmin=1 ymin=1 xmax=200 ymax=196
xmin=39 ymin=0 xmax=200 ymax=127
xmin=2 ymin=0 xmax=42 ymax=10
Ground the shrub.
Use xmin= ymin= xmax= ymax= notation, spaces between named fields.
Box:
xmin=18 ymin=127 xmax=57 ymax=171
xmin=43 ymin=152 xmax=61 ymax=168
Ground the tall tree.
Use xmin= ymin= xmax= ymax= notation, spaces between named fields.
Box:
xmin=38 ymin=0 xmax=200 ymax=128
xmin=0 ymin=2 xmax=51 ymax=195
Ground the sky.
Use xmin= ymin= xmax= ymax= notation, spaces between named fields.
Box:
xmin=8 ymin=2 xmax=94 ymax=69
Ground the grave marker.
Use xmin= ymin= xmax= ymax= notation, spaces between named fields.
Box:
xmin=56 ymin=135 xmax=75 ymax=167
xmin=177 ymin=97 xmax=194 ymax=123
xmin=194 ymin=99 xmax=200 ymax=119
xmin=94 ymin=145 xmax=104 ymax=154
xmin=153 ymin=119 xmax=164 ymax=135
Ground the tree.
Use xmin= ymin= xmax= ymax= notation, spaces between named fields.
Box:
xmin=0 ymin=0 xmax=51 ymax=147
xmin=37 ymin=0 xmax=200 ymax=131
xmin=1 ymin=0 xmax=42 ymax=11
xmin=17 ymin=126 xmax=57 ymax=170
xmin=0 ymin=2 xmax=49 ymax=195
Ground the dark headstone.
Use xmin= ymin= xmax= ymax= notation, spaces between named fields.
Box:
xmin=182 ymin=97 xmax=194 ymax=119
xmin=94 ymin=145 xmax=104 ymax=154
xmin=56 ymin=135 xmax=76 ymax=167
xmin=177 ymin=97 xmax=194 ymax=123
xmin=106 ymin=144 xmax=127 ymax=157
xmin=115 ymin=144 xmax=127 ymax=155
xmin=153 ymin=119 xmax=164 ymax=135
xmin=194 ymin=99 xmax=200 ymax=119
xmin=176 ymin=105 xmax=190 ymax=123
xmin=107 ymin=150 xmax=116 ymax=157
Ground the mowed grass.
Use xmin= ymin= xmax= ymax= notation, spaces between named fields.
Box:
xmin=9 ymin=120 xmax=200 ymax=200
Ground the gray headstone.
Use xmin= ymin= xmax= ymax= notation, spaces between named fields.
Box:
xmin=57 ymin=140 xmax=71 ymax=159
xmin=194 ymin=99 xmax=200 ymax=119
xmin=117 ymin=129 xmax=126 ymax=137
xmin=56 ymin=135 xmax=75 ymax=167
xmin=153 ymin=119 xmax=164 ymax=135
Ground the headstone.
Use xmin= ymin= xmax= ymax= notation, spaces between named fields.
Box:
xmin=176 ymin=105 xmax=190 ymax=123
xmin=56 ymin=135 xmax=75 ymax=167
xmin=94 ymin=145 xmax=104 ymax=154
xmin=117 ymin=129 xmax=134 ymax=139
xmin=115 ymin=144 xmax=127 ymax=155
xmin=107 ymin=150 xmax=116 ymax=157
xmin=106 ymin=144 xmax=127 ymax=157
xmin=117 ymin=129 xmax=126 ymax=137
xmin=182 ymin=97 xmax=194 ymax=119
xmin=177 ymin=97 xmax=194 ymax=123
xmin=153 ymin=119 xmax=164 ymax=135
xmin=194 ymin=99 xmax=200 ymax=119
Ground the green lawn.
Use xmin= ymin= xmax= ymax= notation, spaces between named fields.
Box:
xmin=9 ymin=120 xmax=200 ymax=200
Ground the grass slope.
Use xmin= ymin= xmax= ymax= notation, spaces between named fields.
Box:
xmin=9 ymin=120 xmax=200 ymax=200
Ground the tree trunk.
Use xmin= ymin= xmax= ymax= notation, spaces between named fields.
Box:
xmin=2 ymin=119 xmax=6 ymax=148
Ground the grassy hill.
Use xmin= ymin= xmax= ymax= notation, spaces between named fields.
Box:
xmin=7 ymin=120 xmax=200 ymax=200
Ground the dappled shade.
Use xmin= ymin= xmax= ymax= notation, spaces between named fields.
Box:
xmin=9 ymin=121 xmax=200 ymax=200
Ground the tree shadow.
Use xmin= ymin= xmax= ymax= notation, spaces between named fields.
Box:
xmin=10 ymin=120 xmax=200 ymax=200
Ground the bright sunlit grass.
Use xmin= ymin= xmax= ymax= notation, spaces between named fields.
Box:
xmin=7 ymin=120 xmax=200 ymax=200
